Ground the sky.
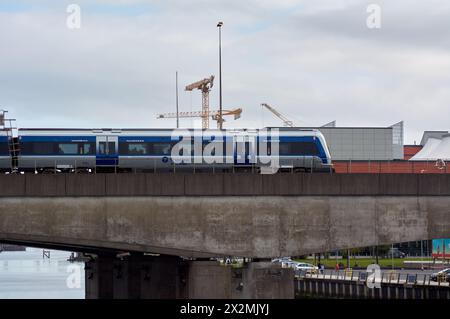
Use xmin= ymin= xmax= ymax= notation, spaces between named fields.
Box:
xmin=0 ymin=0 xmax=449 ymax=144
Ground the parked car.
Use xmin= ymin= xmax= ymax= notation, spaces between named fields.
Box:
xmin=282 ymin=260 xmax=300 ymax=269
xmin=295 ymin=263 xmax=319 ymax=274
xmin=430 ymin=268 xmax=450 ymax=282
xmin=272 ymin=258 xmax=301 ymax=269
xmin=384 ymin=248 xmax=406 ymax=258
xmin=272 ymin=257 xmax=291 ymax=263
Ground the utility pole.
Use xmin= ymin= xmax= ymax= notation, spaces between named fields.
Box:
xmin=421 ymin=240 xmax=424 ymax=270
xmin=346 ymin=249 xmax=350 ymax=269
xmin=176 ymin=71 xmax=179 ymax=128
xmin=391 ymin=243 xmax=394 ymax=270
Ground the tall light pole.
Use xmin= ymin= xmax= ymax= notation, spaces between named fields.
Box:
xmin=176 ymin=71 xmax=179 ymax=128
xmin=217 ymin=21 xmax=223 ymax=130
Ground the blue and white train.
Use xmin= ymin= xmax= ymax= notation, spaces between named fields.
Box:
xmin=0 ymin=128 xmax=333 ymax=173
xmin=0 ymin=130 xmax=10 ymax=170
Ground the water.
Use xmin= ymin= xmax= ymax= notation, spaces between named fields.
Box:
xmin=0 ymin=248 xmax=85 ymax=299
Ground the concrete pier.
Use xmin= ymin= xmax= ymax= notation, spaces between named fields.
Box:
xmin=86 ymin=254 xmax=186 ymax=299
xmin=85 ymin=255 xmax=294 ymax=299
xmin=85 ymin=253 xmax=115 ymax=299
xmin=187 ymin=261 xmax=294 ymax=299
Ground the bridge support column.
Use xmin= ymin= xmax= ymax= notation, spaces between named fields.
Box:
xmin=186 ymin=261 xmax=294 ymax=299
xmin=85 ymin=256 xmax=293 ymax=299
xmin=85 ymin=253 xmax=115 ymax=299
xmin=85 ymin=254 xmax=187 ymax=299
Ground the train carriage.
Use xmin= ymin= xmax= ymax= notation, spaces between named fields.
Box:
xmin=0 ymin=131 xmax=11 ymax=170
xmin=16 ymin=128 xmax=333 ymax=172
xmin=18 ymin=129 xmax=97 ymax=171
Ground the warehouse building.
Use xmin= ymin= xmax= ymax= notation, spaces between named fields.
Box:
xmin=280 ymin=121 xmax=404 ymax=161
xmin=278 ymin=122 xmax=450 ymax=174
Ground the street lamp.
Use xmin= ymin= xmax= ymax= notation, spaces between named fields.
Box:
xmin=217 ymin=21 xmax=223 ymax=129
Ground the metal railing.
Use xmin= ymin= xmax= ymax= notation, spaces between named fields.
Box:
xmin=296 ymin=269 xmax=450 ymax=287
xmin=4 ymin=158 xmax=450 ymax=175
xmin=334 ymin=160 xmax=449 ymax=174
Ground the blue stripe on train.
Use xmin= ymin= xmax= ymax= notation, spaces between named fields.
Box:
xmin=20 ymin=136 xmax=96 ymax=142
xmin=118 ymin=136 xmax=234 ymax=143
xmin=96 ymin=158 xmax=119 ymax=166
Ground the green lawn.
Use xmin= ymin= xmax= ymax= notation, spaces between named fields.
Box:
xmin=293 ymin=257 xmax=433 ymax=269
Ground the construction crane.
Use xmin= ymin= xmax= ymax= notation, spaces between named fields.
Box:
xmin=184 ymin=75 xmax=215 ymax=129
xmin=261 ymin=103 xmax=294 ymax=127
xmin=157 ymin=108 xmax=242 ymax=129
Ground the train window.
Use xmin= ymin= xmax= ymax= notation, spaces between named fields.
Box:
xmin=21 ymin=142 xmax=95 ymax=155
xmin=203 ymin=140 xmax=218 ymax=156
xmin=279 ymin=142 xmax=319 ymax=156
xmin=58 ymin=143 xmax=78 ymax=155
xmin=28 ymin=142 xmax=54 ymax=155
xmin=127 ymin=143 xmax=148 ymax=155
xmin=108 ymin=142 xmax=116 ymax=154
xmin=235 ymin=142 xmax=249 ymax=156
xmin=99 ymin=142 xmax=107 ymax=155
xmin=151 ymin=142 xmax=172 ymax=155
xmin=0 ymin=142 xmax=8 ymax=155
xmin=79 ymin=143 xmax=95 ymax=155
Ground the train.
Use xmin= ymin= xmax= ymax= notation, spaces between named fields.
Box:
xmin=0 ymin=128 xmax=333 ymax=173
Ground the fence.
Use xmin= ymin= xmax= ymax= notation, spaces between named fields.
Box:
xmin=295 ymin=269 xmax=450 ymax=299
xmin=296 ymin=269 xmax=450 ymax=288
xmin=334 ymin=160 xmax=449 ymax=174
xmin=3 ymin=158 xmax=450 ymax=175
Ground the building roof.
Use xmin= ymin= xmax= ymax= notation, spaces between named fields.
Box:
xmin=420 ymin=131 xmax=449 ymax=146
xmin=410 ymin=134 xmax=450 ymax=161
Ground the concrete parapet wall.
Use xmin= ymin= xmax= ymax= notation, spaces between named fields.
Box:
xmin=0 ymin=173 xmax=450 ymax=197
xmin=1 ymin=195 xmax=449 ymax=258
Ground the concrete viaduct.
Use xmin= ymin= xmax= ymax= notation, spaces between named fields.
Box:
xmin=0 ymin=173 xmax=449 ymax=299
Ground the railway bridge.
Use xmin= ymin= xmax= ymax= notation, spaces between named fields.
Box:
xmin=0 ymin=173 xmax=449 ymax=298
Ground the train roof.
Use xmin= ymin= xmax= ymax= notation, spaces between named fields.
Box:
xmin=18 ymin=128 xmax=322 ymax=135
xmin=17 ymin=129 xmax=325 ymax=143
xmin=273 ymin=126 xmax=394 ymax=130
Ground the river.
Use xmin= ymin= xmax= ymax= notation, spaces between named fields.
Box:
xmin=0 ymin=248 xmax=85 ymax=299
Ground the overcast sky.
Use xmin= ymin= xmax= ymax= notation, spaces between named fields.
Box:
xmin=1 ymin=0 xmax=449 ymax=144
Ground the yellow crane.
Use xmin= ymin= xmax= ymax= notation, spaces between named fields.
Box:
xmin=184 ymin=75 xmax=215 ymax=129
xmin=157 ymin=108 xmax=242 ymax=129
xmin=261 ymin=103 xmax=294 ymax=127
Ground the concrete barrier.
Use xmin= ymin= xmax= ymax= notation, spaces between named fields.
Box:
xmin=0 ymin=173 xmax=449 ymax=197
xmin=1 ymin=195 xmax=450 ymax=258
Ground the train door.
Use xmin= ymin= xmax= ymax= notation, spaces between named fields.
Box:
xmin=234 ymin=133 xmax=255 ymax=165
xmin=96 ymin=135 xmax=118 ymax=166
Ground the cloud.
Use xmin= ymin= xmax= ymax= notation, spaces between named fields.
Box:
xmin=0 ymin=0 xmax=449 ymax=144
